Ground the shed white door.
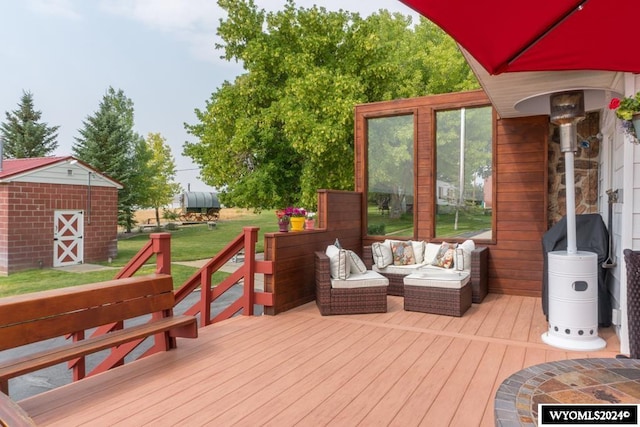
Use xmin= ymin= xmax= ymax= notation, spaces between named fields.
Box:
xmin=53 ymin=210 xmax=84 ymax=267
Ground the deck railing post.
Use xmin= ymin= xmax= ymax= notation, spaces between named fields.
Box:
xmin=242 ymin=227 xmax=259 ymax=315
xmin=151 ymin=232 xmax=172 ymax=275
xmin=70 ymin=331 xmax=86 ymax=381
xmin=201 ymin=268 xmax=213 ymax=326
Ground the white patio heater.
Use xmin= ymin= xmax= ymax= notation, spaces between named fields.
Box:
xmin=541 ymin=90 xmax=606 ymax=351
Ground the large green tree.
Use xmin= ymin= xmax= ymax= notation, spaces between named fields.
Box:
xmin=1 ymin=90 xmax=59 ymax=158
xmin=184 ymin=0 xmax=478 ymax=210
xmin=72 ymin=87 xmax=148 ymax=232
xmin=140 ymin=132 xmax=182 ymax=226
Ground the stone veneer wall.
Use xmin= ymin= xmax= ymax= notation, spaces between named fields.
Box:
xmin=548 ymin=111 xmax=600 ymax=228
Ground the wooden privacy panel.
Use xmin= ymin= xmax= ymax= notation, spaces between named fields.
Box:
xmin=354 ymin=90 xmax=549 ymax=297
xmin=492 ymin=116 xmax=548 ymax=296
xmin=264 ymin=190 xmax=363 ymax=315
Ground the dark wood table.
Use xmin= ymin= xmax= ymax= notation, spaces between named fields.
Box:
xmin=494 ymin=358 xmax=640 ymax=426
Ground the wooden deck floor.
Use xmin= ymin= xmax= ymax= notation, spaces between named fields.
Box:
xmin=18 ymin=294 xmax=620 ymax=426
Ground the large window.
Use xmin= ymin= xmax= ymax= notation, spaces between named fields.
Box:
xmin=366 ymin=114 xmax=414 ymax=237
xmin=435 ymin=106 xmax=493 ymax=239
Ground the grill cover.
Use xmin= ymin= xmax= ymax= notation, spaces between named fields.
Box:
xmin=542 ymin=213 xmax=611 ymax=327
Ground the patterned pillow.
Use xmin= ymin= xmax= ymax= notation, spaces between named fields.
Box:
xmin=391 ymin=241 xmax=416 ymax=266
xmin=347 ymin=250 xmax=367 ymax=274
xmin=431 ymin=242 xmax=456 ymax=268
xmin=439 ymin=248 xmax=455 ymax=269
xmin=372 ymin=241 xmax=393 ymax=268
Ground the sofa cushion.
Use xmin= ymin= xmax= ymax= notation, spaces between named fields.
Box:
xmin=372 ymin=241 xmax=393 ymax=268
xmin=404 ymin=271 xmax=470 ymax=289
xmin=373 ymin=263 xmax=421 ymax=275
xmin=331 ymin=270 xmax=389 ymax=289
xmin=326 ymin=245 xmax=350 ymax=279
xmin=411 ymin=240 xmax=426 ymax=264
xmin=391 ymin=241 xmax=415 ymax=266
xmin=454 ymin=239 xmax=476 ymax=271
xmin=424 ymin=243 xmax=441 ymax=265
xmin=347 ymin=250 xmax=367 ymax=274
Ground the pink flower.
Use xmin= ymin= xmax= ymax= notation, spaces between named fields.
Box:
xmin=283 ymin=206 xmax=307 ymax=217
xmin=609 ymin=98 xmax=621 ymax=110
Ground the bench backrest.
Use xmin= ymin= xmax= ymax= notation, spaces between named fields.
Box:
xmin=0 ymin=274 xmax=174 ymax=351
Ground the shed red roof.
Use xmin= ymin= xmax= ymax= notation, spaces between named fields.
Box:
xmin=0 ymin=156 xmax=73 ymax=179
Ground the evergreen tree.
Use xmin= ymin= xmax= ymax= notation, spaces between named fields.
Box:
xmin=73 ymin=87 xmax=147 ymax=232
xmin=1 ymin=90 xmax=59 ymax=158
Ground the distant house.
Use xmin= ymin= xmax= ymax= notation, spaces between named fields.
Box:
xmin=0 ymin=156 xmax=122 ymax=275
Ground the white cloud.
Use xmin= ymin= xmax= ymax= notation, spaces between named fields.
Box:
xmin=27 ymin=0 xmax=82 ymax=20
xmin=99 ymin=0 xmax=222 ymax=63
xmin=99 ymin=0 xmax=219 ymax=32
xmin=97 ymin=0 xmax=418 ymax=64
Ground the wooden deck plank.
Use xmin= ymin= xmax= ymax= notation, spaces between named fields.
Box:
xmin=480 ymin=345 xmax=526 ymax=426
xmin=245 ymin=328 xmax=430 ymax=426
xmin=492 ymin=295 xmax=522 ymax=339
xmin=421 ymin=340 xmax=490 ymax=426
xmin=475 ymin=293 xmax=510 ymax=337
xmin=450 ymin=343 xmax=507 ymax=426
xmin=457 ymin=300 xmax=492 ymax=336
xmin=22 ymin=315 xmax=320 ymax=424
xmin=357 ymin=334 xmax=453 ymax=426
xmin=119 ymin=315 xmax=356 ymax=426
xmin=329 ymin=332 xmax=438 ymax=425
xmin=187 ymin=321 xmax=389 ymax=425
xmin=291 ymin=330 xmax=421 ymax=425
xmin=389 ymin=338 xmax=471 ymax=426
xmin=510 ymin=295 xmax=535 ymax=341
xmin=13 ymin=294 xmax=621 ymax=427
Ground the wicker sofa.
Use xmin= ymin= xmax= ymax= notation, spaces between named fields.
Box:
xmin=363 ymin=242 xmax=488 ymax=303
xmin=315 ymin=251 xmax=389 ymax=316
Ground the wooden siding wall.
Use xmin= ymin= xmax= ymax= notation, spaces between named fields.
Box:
xmin=354 ymin=90 xmax=549 ymax=296
xmin=263 ymin=190 xmax=362 ymax=315
xmin=493 ymin=116 xmax=548 ymax=296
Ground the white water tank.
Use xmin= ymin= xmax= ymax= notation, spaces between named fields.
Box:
xmin=541 ymin=251 xmax=606 ymax=351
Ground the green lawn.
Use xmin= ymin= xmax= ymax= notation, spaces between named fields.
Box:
xmin=0 ymin=210 xmax=279 ymax=297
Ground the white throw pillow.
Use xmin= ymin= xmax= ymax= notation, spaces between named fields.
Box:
xmin=410 ymin=240 xmax=425 ymax=264
xmin=347 ymin=250 xmax=367 ymax=274
xmin=455 ymin=239 xmax=476 ymax=271
xmin=326 ymin=245 xmax=350 ymax=279
xmin=371 ymin=241 xmax=393 ymax=268
xmin=423 ymin=243 xmax=441 ymax=265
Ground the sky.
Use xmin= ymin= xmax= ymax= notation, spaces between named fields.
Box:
xmin=0 ymin=0 xmax=419 ymax=192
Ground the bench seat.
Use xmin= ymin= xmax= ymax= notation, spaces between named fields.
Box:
xmin=0 ymin=274 xmax=197 ymax=395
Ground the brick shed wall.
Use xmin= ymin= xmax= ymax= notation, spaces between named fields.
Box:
xmin=0 ymin=182 xmax=118 ymax=275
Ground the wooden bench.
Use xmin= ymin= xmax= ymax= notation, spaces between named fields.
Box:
xmin=0 ymin=390 xmax=35 ymax=426
xmin=0 ymin=274 xmax=197 ymax=395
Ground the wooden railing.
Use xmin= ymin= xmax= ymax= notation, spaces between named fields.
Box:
xmin=173 ymin=226 xmax=274 ymax=326
xmin=67 ymin=227 xmax=273 ymax=381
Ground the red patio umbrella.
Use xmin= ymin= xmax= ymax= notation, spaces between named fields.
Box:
xmin=400 ymin=0 xmax=640 ymax=75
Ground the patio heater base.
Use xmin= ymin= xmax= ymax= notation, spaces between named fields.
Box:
xmin=541 ymin=251 xmax=606 ymax=352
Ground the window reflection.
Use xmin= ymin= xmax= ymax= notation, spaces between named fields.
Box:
xmin=435 ymin=106 xmax=493 ymax=239
xmin=366 ymin=114 xmax=414 ymax=237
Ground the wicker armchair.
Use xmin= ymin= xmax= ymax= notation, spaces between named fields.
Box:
xmin=624 ymin=249 xmax=640 ymax=358
xmin=315 ymin=251 xmax=388 ymax=316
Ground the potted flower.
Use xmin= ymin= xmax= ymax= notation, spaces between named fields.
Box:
xmin=305 ymin=211 xmax=316 ymax=230
xmin=609 ymin=93 xmax=640 ymax=141
xmin=284 ymin=206 xmax=307 ymax=231
xmin=275 ymin=209 xmax=290 ymax=232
